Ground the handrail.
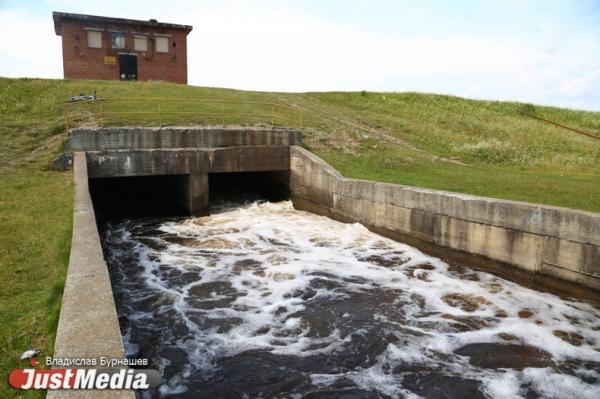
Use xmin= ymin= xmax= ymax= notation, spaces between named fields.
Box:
xmin=99 ymin=97 xmax=299 ymax=110
xmin=63 ymin=97 xmax=304 ymax=132
xmin=517 ymin=110 xmax=600 ymax=141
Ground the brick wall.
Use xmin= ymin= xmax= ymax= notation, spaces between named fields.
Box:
xmin=60 ymin=20 xmax=188 ymax=84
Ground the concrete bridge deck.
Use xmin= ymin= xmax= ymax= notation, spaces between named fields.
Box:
xmin=67 ymin=127 xmax=300 ymax=215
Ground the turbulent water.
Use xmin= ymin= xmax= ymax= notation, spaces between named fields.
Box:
xmin=102 ymin=201 xmax=600 ymax=399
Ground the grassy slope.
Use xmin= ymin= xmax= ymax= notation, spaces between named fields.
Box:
xmin=304 ymin=92 xmax=600 ymax=211
xmin=2 ymin=78 xmax=599 ymax=210
xmin=0 ymin=77 xmax=599 ymax=397
xmin=1 ymin=79 xmax=75 ymax=398
xmin=0 ymin=172 xmax=72 ymax=399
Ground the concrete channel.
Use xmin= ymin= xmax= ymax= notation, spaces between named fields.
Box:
xmin=51 ymin=127 xmax=600 ymax=397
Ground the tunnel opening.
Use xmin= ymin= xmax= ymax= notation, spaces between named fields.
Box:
xmin=89 ymin=171 xmax=291 ymax=219
xmin=208 ymin=171 xmax=289 ymax=206
xmin=89 ymin=174 xmax=190 ymax=218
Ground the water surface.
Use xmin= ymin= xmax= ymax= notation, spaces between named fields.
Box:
xmin=102 ymin=201 xmax=600 ymax=398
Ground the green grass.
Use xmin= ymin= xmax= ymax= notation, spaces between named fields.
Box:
xmin=1 ymin=77 xmax=76 ymax=397
xmin=323 ymin=149 xmax=599 ymax=211
xmin=0 ymin=171 xmax=72 ymax=398
xmin=0 ymin=76 xmax=599 ymax=396
xmin=304 ymin=91 xmax=599 ymax=212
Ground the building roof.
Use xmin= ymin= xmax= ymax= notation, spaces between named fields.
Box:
xmin=52 ymin=11 xmax=193 ymax=35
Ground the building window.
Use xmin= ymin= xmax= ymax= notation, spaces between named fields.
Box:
xmin=156 ymin=37 xmax=168 ymax=53
xmin=87 ymin=31 xmax=102 ymax=48
xmin=111 ymin=32 xmax=125 ymax=49
xmin=134 ymin=36 xmax=147 ymax=51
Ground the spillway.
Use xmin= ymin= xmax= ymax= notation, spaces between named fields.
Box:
xmin=100 ymin=200 xmax=600 ymax=399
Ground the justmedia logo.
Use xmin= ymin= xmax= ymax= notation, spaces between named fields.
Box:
xmin=8 ymin=350 xmax=161 ymax=390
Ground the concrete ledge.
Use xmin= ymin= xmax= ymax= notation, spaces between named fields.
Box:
xmin=67 ymin=127 xmax=302 ymax=151
xmin=290 ymin=146 xmax=600 ymax=294
xmin=85 ymin=147 xmax=291 ymax=178
xmin=48 ymin=152 xmax=134 ymax=399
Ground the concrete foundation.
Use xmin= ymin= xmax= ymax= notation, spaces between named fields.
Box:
xmin=183 ymin=173 xmax=209 ymax=216
xmin=289 ymin=146 xmax=600 ymax=295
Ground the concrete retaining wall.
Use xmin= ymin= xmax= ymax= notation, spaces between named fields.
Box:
xmin=290 ymin=146 xmax=600 ymax=293
xmin=48 ymin=152 xmax=134 ymax=399
xmin=67 ymin=127 xmax=302 ymax=151
xmin=85 ymin=146 xmax=290 ymax=178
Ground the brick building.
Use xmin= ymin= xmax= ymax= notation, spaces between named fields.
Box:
xmin=53 ymin=12 xmax=192 ymax=84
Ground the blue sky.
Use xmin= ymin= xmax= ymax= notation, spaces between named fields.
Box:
xmin=1 ymin=0 xmax=599 ymax=110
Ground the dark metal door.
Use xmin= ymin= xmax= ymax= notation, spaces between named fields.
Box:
xmin=119 ymin=54 xmax=137 ymax=80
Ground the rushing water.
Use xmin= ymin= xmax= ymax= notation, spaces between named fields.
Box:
xmin=102 ymin=201 xmax=600 ymax=399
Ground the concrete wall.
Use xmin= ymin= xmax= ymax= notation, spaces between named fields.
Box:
xmin=72 ymin=127 xmax=300 ymax=215
xmin=48 ymin=152 xmax=134 ymax=399
xmin=85 ymin=147 xmax=290 ymax=178
xmin=290 ymin=146 xmax=600 ymax=293
xmin=67 ymin=127 xmax=303 ymax=151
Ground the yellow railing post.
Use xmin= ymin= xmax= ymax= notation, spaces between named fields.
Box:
xmin=271 ymin=105 xmax=275 ymax=128
xmin=100 ymin=103 xmax=105 ymax=128
xmin=78 ymin=97 xmax=302 ymax=130
xmin=64 ymin=108 xmax=69 ymax=134
xmin=158 ymin=102 xmax=162 ymax=128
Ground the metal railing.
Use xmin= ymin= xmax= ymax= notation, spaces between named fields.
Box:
xmin=64 ymin=97 xmax=304 ymax=132
xmin=516 ymin=110 xmax=600 ymax=141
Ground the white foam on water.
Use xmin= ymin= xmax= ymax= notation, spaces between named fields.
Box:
xmin=480 ymin=370 xmax=522 ymax=399
xmin=521 ymin=368 xmax=600 ymax=399
xmin=104 ymin=201 xmax=600 ymax=397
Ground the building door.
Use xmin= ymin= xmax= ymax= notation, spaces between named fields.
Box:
xmin=119 ymin=54 xmax=137 ymax=80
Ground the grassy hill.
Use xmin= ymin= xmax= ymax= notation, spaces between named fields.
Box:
xmin=2 ymin=77 xmax=600 ymax=208
xmin=0 ymin=77 xmax=599 ymax=397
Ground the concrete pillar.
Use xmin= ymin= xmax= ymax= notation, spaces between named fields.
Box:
xmin=181 ymin=173 xmax=209 ymax=216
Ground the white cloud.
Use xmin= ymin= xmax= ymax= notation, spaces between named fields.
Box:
xmin=561 ymin=75 xmax=596 ymax=97
xmin=0 ymin=1 xmax=598 ymax=110
xmin=0 ymin=8 xmax=63 ymax=79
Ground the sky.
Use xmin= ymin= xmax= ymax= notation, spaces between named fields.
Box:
xmin=0 ymin=0 xmax=599 ymax=110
